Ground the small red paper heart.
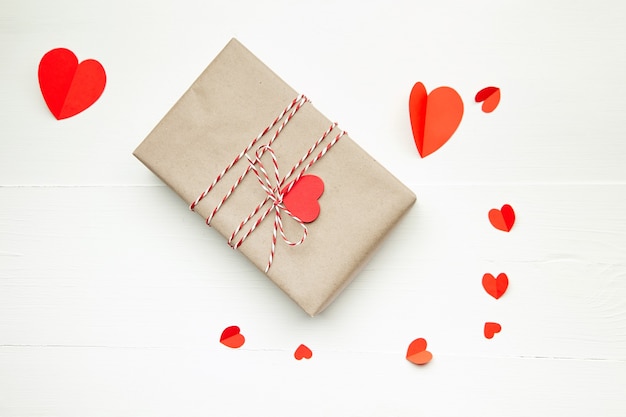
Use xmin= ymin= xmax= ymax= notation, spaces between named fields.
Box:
xmin=482 ymin=273 xmax=509 ymax=299
xmin=406 ymin=338 xmax=433 ymax=365
xmin=220 ymin=325 xmax=245 ymax=349
xmin=409 ymin=82 xmax=464 ymax=158
xmin=282 ymin=175 xmax=324 ymax=223
xmin=294 ymin=344 xmax=312 ymax=360
xmin=484 ymin=322 xmax=502 ymax=339
xmin=475 ymin=86 xmax=501 ymax=113
xmin=488 ymin=204 xmax=515 ymax=232
xmin=38 ymin=48 xmax=106 ymax=120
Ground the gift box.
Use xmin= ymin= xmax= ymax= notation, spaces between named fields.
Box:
xmin=133 ymin=39 xmax=416 ymax=316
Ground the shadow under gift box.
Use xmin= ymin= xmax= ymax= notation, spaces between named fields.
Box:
xmin=133 ymin=38 xmax=416 ymax=316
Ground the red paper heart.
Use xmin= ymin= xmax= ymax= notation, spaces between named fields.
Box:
xmin=482 ymin=273 xmax=509 ymax=299
xmin=294 ymin=344 xmax=313 ymax=360
xmin=484 ymin=322 xmax=502 ymax=339
xmin=220 ymin=325 xmax=245 ymax=349
xmin=475 ymin=86 xmax=501 ymax=113
xmin=406 ymin=338 xmax=433 ymax=365
xmin=282 ymin=175 xmax=324 ymax=223
xmin=38 ymin=48 xmax=106 ymax=120
xmin=409 ymin=82 xmax=464 ymax=158
xmin=488 ymin=204 xmax=515 ymax=232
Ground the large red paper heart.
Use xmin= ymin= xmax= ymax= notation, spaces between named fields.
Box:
xmin=482 ymin=273 xmax=509 ymax=299
xmin=409 ymin=82 xmax=464 ymax=158
xmin=294 ymin=344 xmax=312 ymax=360
xmin=488 ymin=204 xmax=515 ymax=232
xmin=406 ymin=338 xmax=432 ymax=365
xmin=282 ymin=175 xmax=324 ymax=223
xmin=484 ymin=322 xmax=502 ymax=339
xmin=220 ymin=325 xmax=245 ymax=349
xmin=38 ymin=48 xmax=106 ymax=120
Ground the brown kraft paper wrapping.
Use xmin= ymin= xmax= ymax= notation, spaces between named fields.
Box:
xmin=133 ymin=38 xmax=416 ymax=316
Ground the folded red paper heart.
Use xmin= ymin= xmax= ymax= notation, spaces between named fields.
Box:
xmin=475 ymin=86 xmax=501 ymax=113
xmin=38 ymin=48 xmax=106 ymax=120
xmin=406 ymin=338 xmax=433 ymax=365
xmin=484 ymin=322 xmax=501 ymax=339
xmin=294 ymin=344 xmax=313 ymax=360
xmin=409 ymin=82 xmax=464 ymax=158
xmin=220 ymin=325 xmax=245 ymax=348
xmin=482 ymin=272 xmax=509 ymax=299
xmin=488 ymin=204 xmax=516 ymax=232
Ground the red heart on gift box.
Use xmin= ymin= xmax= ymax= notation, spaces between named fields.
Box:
xmin=484 ymin=322 xmax=502 ymax=339
xmin=282 ymin=175 xmax=324 ymax=223
xmin=406 ymin=338 xmax=432 ymax=365
xmin=220 ymin=325 xmax=245 ymax=349
xmin=409 ymin=82 xmax=464 ymax=158
xmin=482 ymin=273 xmax=509 ymax=299
xmin=488 ymin=204 xmax=515 ymax=232
xmin=294 ymin=344 xmax=313 ymax=360
xmin=38 ymin=47 xmax=106 ymax=120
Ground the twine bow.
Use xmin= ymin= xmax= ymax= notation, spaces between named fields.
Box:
xmin=231 ymin=145 xmax=308 ymax=272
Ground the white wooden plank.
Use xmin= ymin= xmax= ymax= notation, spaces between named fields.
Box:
xmin=1 ymin=1 xmax=626 ymax=186
xmin=1 ymin=347 xmax=624 ymax=417
xmin=1 ymin=185 xmax=624 ymax=360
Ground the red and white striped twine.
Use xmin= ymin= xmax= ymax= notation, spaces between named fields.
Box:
xmin=190 ymin=95 xmax=346 ymax=272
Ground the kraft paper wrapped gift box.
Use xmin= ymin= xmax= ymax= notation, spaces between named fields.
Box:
xmin=134 ymin=39 xmax=415 ymax=316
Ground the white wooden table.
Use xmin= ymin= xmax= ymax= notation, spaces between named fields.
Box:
xmin=2 ymin=1 xmax=625 ymax=416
